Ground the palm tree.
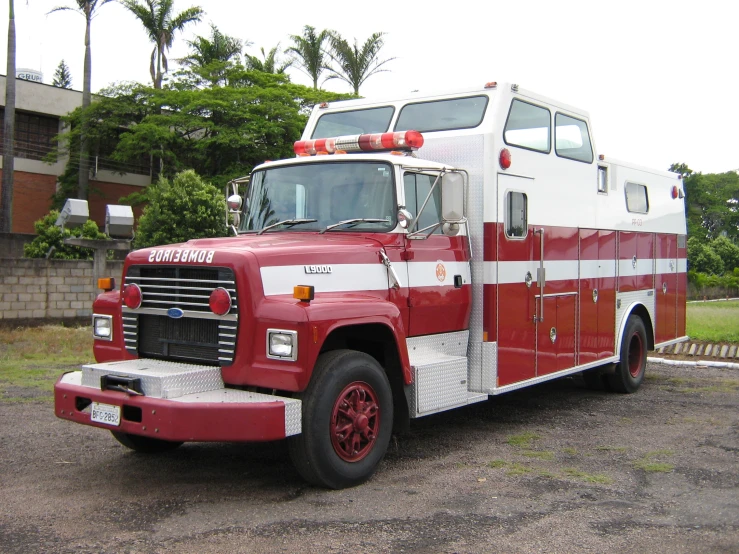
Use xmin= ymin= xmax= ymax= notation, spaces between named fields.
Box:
xmin=245 ymin=44 xmax=292 ymax=75
xmin=325 ymin=32 xmax=395 ymax=95
xmin=1 ymin=0 xmax=17 ymax=232
xmin=49 ymin=0 xmax=115 ymax=200
xmin=179 ymin=23 xmax=244 ymax=69
xmin=119 ymin=0 xmax=203 ymax=89
xmin=286 ymin=25 xmax=330 ymax=89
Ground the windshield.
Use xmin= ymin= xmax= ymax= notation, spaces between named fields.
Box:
xmin=240 ymin=161 xmax=396 ymax=233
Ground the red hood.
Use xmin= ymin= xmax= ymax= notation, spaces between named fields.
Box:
xmin=125 ymin=232 xmax=397 ymax=268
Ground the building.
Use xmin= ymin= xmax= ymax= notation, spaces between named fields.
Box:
xmin=0 ymin=75 xmax=151 ymax=234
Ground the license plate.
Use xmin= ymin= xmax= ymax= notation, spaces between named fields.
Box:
xmin=90 ymin=402 xmax=121 ymax=426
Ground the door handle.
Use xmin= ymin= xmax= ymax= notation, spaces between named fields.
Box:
xmin=535 ymin=228 xmax=545 ymax=322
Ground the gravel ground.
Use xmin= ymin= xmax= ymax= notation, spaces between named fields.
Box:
xmin=1 ymin=362 xmax=737 ymax=554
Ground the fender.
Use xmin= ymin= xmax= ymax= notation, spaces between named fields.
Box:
xmin=303 ymin=296 xmax=412 ymax=385
xmin=615 ymin=301 xmax=654 ymax=356
xmin=91 ymin=289 xmax=135 ymax=363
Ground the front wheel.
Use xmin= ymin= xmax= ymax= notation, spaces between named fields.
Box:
xmin=288 ymin=350 xmax=393 ymax=489
xmin=111 ymin=431 xmax=183 ymax=454
xmin=608 ymin=314 xmax=648 ymax=393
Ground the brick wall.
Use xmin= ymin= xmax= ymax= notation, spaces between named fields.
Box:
xmin=6 ymin=171 xmax=58 ymax=234
xmin=0 ymin=258 xmax=123 ymax=326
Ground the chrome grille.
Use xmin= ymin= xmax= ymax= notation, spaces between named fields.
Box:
xmin=123 ymin=266 xmax=238 ymax=366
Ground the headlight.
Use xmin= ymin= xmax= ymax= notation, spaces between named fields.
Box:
xmin=267 ymin=329 xmax=298 ymax=361
xmin=92 ymin=314 xmax=113 ymax=341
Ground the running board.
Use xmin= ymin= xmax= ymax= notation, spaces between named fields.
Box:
xmin=405 ymin=355 xmax=487 ymax=418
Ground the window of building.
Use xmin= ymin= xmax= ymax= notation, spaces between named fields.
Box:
xmin=394 ymin=96 xmax=489 ymax=133
xmin=555 ymin=113 xmax=593 ymax=163
xmin=503 ymin=100 xmax=551 ymax=153
xmin=0 ymin=109 xmax=59 ymax=161
xmin=625 ymin=182 xmax=649 ymax=213
xmin=404 ymin=172 xmax=442 ymax=233
xmin=506 ymin=191 xmax=528 ymax=238
xmin=312 ymin=106 xmax=394 ymax=138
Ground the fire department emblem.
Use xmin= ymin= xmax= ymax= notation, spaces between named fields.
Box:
xmin=435 ymin=262 xmax=447 ymax=283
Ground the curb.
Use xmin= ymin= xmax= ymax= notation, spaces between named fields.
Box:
xmin=657 ymin=342 xmax=739 ymax=360
xmin=647 ymin=356 xmax=739 ymax=370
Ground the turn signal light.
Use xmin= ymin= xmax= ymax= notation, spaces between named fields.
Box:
xmin=294 ymin=285 xmax=315 ymax=302
xmin=98 ymin=277 xmax=115 ymax=291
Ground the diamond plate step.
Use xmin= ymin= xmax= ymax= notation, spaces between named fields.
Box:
xmin=81 ymin=359 xmax=223 ymax=399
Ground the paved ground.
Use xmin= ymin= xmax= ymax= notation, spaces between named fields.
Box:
xmin=1 ymin=362 xmax=737 ymax=554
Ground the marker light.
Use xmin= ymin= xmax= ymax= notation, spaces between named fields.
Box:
xmin=671 ymin=186 xmax=679 ymax=199
xmin=499 ymin=148 xmax=512 ymax=170
xmin=293 ymin=285 xmax=315 ymax=302
xmin=122 ymin=284 xmax=142 ymax=309
xmin=209 ymin=287 xmax=232 ymax=316
xmin=98 ymin=277 xmax=115 ymax=291
xmin=294 ymin=130 xmax=424 ymax=156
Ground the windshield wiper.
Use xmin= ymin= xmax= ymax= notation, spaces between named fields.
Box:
xmin=256 ymin=218 xmax=317 ymax=235
xmin=319 ymin=219 xmax=389 ymax=234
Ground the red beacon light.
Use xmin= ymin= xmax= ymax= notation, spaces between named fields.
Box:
xmin=294 ymin=130 xmax=424 ymax=156
xmin=209 ymin=287 xmax=232 ymax=316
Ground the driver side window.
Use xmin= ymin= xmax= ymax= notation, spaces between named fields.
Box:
xmin=404 ymin=173 xmax=442 ymax=234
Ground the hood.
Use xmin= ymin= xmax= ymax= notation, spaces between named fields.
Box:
xmin=125 ymin=232 xmax=391 ymax=269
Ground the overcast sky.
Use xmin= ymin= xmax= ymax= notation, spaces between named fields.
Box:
xmin=2 ymin=0 xmax=737 ymax=174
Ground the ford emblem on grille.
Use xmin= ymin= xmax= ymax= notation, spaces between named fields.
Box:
xmin=167 ymin=308 xmax=184 ymax=319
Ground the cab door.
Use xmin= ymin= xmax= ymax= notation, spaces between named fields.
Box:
xmin=403 ymin=171 xmax=472 ymax=336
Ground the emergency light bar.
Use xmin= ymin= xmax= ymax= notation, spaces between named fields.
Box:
xmin=294 ymin=130 xmax=424 ymax=156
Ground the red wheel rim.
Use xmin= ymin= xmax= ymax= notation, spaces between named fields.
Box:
xmin=628 ymin=332 xmax=644 ymax=378
xmin=330 ymin=381 xmax=380 ymax=462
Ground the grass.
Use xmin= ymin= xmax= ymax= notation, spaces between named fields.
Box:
xmin=506 ymin=432 xmax=541 ymax=448
xmin=687 ymin=300 xmax=739 ymax=342
xmin=633 ymin=450 xmax=675 ymax=473
xmin=0 ymin=325 xmax=92 ymax=402
xmin=562 ymin=468 xmax=613 ymax=484
xmin=648 ymin=374 xmax=739 ymax=394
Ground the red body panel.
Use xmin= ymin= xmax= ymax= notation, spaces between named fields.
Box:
xmin=655 ymin=234 xmax=678 ymax=344
xmin=55 ymin=377 xmax=289 ymax=442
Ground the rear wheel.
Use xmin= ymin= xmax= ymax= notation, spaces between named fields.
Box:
xmin=111 ymin=431 xmax=183 ymax=454
xmin=288 ymin=350 xmax=393 ymax=489
xmin=608 ymin=314 xmax=647 ymax=393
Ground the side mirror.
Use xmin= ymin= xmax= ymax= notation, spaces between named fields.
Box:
xmin=397 ymin=208 xmax=413 ymax=229
xmin=441 ymin=172 xmax=465 ymax=222
xmin=228 ymin=194 xmax=242 ymax=228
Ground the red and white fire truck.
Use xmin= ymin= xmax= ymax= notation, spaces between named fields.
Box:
xmin=55 ymin=82 xmax=688 ymax=489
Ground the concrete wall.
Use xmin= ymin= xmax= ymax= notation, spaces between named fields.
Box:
xmin=0 ymin=258 xmax=123 ymax=326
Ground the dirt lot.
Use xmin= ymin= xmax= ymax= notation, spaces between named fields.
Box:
xmin=1 ymin=362 xmax=737 ymax=554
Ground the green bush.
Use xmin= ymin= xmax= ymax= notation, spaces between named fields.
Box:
xmin=133 ymin=170 xmax=228 ymax=249
xmin=710 ymin=236 xmax=739 ymax=273
xmin=23 ymin=211 xmax=108 ymax=259
xmin=687 ymin=237 xmax=724 ymax=275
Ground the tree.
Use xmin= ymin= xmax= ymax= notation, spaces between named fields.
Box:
xmin=683 ymin=171 xmax=739 ymax=242
xmin=709 ymin=236 xmax=739 ymax=273
xmin=325 ymin=32 xmax=395 ymax=95
xmin=119 ymin=0 xmax=203 ymax=89
xmin=23 ymin=210 xmax=107 ymax=259
xmin=687 ymin=237 xmax=724 ymax=275
xmin=49 ymin=67 xmax=353 ymax=194
xmin=52 ymin=59 xmax=73 ymax=88
xmin=1 ymin=0 xmax=17 ymax=232
xmin=287 ymin=25 xmax=330 ymax=89
xmin=49 ymin=0 xmax=115 ymax=201
xmin=245 ymin=44 xmax=292 ymax=74
xmin=179 ymin=23 xmax=243 ymax=68
xmin=133 ymin=170 xmax=227 ymax=248
xmin=668 ymin=162 xmax=693 ymax=178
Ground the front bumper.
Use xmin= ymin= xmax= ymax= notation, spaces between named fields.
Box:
xmin=54 ymin=370 xmax=301 ymax=443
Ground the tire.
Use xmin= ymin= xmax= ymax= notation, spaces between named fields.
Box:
xmin=288 ymin=349 xmax=393 ymax=489
xmin=111 ymin=431 xmax=183 ymax=454
xmin=608 ymin=314 xmax=647 ymax=394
